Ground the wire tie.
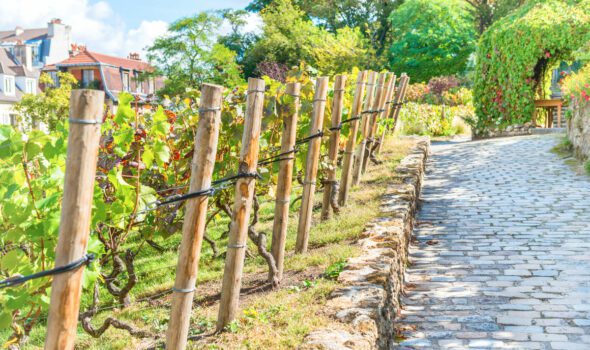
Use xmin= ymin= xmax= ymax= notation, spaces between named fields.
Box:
xmin=275 ymin=199 xmax=291 ymax=204
xmin=287 ymin=93 xmax=300 ymax=98
xmin=227 ymin=244 xmax=246 ymax=249
xmin=303 ymin=180 xmax=316 ymax=185
xmin=172 ymin=287 xmax=195 ymax=293
xmin=248 ymin=89 xmax=266 ymax=94
xmin=333 ymin=89 xmax=346 ymax=92
xmin=313 ymin=98 xmax=327 ymax=102
xmin=199 ymin=107 xmax=221 ymax=113
xmin=69 ymin=118 xmax=102 ymax=125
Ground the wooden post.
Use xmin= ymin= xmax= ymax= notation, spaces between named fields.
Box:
xmin=165 ymin=84 xmax=223 ymax=350
xmin=361 ymin=72 xmax=388 ymax=174
xmin=295 ymin=77 xmax=329 ymax=254
xmin=217 ymin=78 xmax=265 ymax=331
xmin=391 ymin=74 xmax=410 ymax=133
xmin=270 ymin=82 xmax=301 ymax=283
xmin=321 ymin=75 xmax=346 ymax=220
xmin=44 ymin=90 xmax=104 ymax=350
xmin=338 ymin=71 xmax=367 ymax=207
xmin=375 ymin=74 xmax=397 ymax=155
xmin=352 ymin=71 xmax=377 ymax=186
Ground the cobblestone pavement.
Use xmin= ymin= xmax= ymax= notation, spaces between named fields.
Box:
xmin=396 ymin=135 xmax=590 ymax=350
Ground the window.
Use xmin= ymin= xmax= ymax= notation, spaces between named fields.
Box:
xmin=148 ymin=78 xmax=155 ymax=94
xmin=82 ymin=69 xmax=94 ymax=88
xmin=26 ymin=79 xmax=35 ymax=94
xmin=122 ymin=71 xmax=130 ymax=91
xmin=3 ymin=76 xmax=14 ymax=95
xmin=49 ymin=71 xmax=59 ymax=86
xmin=135 ymin=73 xmax=142 ymax=93
xmin=0 ymin=111 xmax=9 ymax=125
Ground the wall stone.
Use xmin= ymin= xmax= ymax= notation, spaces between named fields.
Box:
xmin=299 ymin=137 xmax=430 ymax=350
xmin=567 ymin=98 xmax=590 ymax=159
xmin=473 ymin=122 xmax=536 ymax=139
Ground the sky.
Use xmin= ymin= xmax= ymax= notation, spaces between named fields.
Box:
xmin=0 ymin=0 xmax=258 ymax=58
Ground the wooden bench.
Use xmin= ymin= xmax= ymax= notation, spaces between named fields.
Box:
xmin=533 ymin=99 xmax=563 ymax=128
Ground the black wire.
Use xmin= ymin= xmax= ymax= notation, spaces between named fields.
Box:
xmin=142 ymin=172 xmax=262 ymax=212
xmin=295 ymin=130 xmax=324 ymax=146
xmin=258 ymin=148 xmax=299 ymax=166
xmin=0 ymin=254 xmax=95 ymax=289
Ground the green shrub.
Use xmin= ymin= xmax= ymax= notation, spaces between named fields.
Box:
xmin=399 ymin=102 xmax=474 ymax=136
xmin=473 ymin=0 xmax=590 ymax=135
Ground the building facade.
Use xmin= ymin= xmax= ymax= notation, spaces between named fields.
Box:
xmin=0 ymin=48 xmax=38 ymax=125
xmin=47 ymin=47 xmax=164 ymax=113
xmin=0 ymin=19 xmax=71 ymax=68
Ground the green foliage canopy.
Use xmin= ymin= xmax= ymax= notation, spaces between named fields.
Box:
xmin=473 ymin=0 xmax=590 ymax=134
xmin=147 ymin=12 xmax=244 ymax=96
xmin=388 ymin=0 xmax=476 ymax=83
xmin=243 ymin=0 xmax=369 ymax=77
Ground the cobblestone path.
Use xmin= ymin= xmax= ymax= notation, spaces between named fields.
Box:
xmin=396 ymin=135 xmax=590 ymax=350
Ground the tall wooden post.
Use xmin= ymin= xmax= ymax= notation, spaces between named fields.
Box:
xmin=338 ymin=71 xmax=367 ymax=207
xmin=166 ymin=84 xmax=223 ymax=350
xmin=45 ymin=90 xmax=104 ymax=350
xmin=321 ymin=75 xmax=346 ymax=220
xmin=295 ymin=77 xmax=329 ymax=254
xmin=270 ymin=82 xmax=301 ymax=283
xmin=376 ymin=74 xmax=397 ymax=155
xmin=217 ymin=78 xmax=265 ymax=331
xmin=352 ymin=72 xmax=377 ymax=186
xmin=391 ymin=74 xmax=410 ymax=133
xmin=361 ymin=72 xmax=388 ymax=174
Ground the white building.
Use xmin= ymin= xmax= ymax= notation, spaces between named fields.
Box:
xmin=0 ymin=48 xmax=38 ymax=125
xmin=0 ymin=19 xmax=68 ymax=125
xmin=0 ymin=19 xmax=71 ymax=68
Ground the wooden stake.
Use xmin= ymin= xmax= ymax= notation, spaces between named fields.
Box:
xmin=270 ymin=82 xmax=301 ymax=282
xmin=321 ymin=75 xmax=346 ymax=220
xmin=166 ymin=83 xmax=223 ymax=350
xmin=391 ymin=74 xmax=410 ymax=133
xmin=45 ymin=90 xmax=104 ymax=350
xmin=361 ymin=72 xmax=388 ymax=174
xmin=338 ymin=71 xmax=367 ymax=207
xmin=352 ymin=71 xmax=377 ymax=186
xmin=295 ymin=77 xmax=329 ymax=254
xmin=376 ymin=74 xmax=397 ymax=155
xmin=217 ymin=78 xmax=265 ymax=331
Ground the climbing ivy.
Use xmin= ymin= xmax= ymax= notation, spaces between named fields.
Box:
xmin=473 ymin=0 xmax=590 ymax=135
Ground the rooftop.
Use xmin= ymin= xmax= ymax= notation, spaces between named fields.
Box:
xmin=55 ymin=49 xmax=153 ymax=72
xmin=0 ymin=27 xmax=48 ymax=43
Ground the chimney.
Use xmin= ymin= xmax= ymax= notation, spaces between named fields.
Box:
xmin=14 ymin=26 xmax=24 ymax=36
xmin=128 ymin=52 xmax=141 ymax=61
xmin=14 ymin=42 xmax=32 ymax=71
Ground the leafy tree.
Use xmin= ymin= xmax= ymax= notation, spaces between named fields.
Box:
xmin=388 ymin=0 xmax=476 ymax=82
xmin=13 ymin=72 xmax=77 ymax=131
xmin=217 ymin=9 xmax=258 ymax=64
xmin=463 ymin=0 xmax=525 ymax=35
xmin=147 ymin=13 xmax=244 ymax=96
xmin=243 ymin=0 xmax=368 ymax=77
xmin=246 ymin=0 xmax=404 ymax=64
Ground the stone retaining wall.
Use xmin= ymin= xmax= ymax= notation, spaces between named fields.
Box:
xmin=473 ymin=122 xmax=535 ymax=139
xmin=567 ymin=98 xmax=590 ymax=159
xmin=299 ymin=137 xmax=430 ymax=350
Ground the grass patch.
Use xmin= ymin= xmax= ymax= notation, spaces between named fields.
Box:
xmin=19 ymin=136 xmax=417 ymax=350
xmin=551 ymin=136 xmax=573 ymax=158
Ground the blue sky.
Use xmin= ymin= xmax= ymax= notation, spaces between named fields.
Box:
xmin=0 ymin=0 xmax=256 ymax=57
xmin=105 ymin=0 xmax=253 ymax=28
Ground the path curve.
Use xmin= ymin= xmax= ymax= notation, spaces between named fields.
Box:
xmin=396 ymin=135 xmax=590 ymax=350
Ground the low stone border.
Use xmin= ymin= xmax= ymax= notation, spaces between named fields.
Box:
xmin=473 ymin=122 xmax=535 ymax=139
xmin=299 ymin=137 xmax=430 ymax=350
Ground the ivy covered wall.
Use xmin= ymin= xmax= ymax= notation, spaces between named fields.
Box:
xmin=473 ymin=0 xmax=590 ymax=135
